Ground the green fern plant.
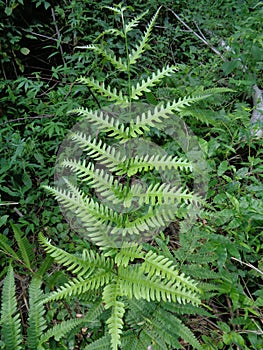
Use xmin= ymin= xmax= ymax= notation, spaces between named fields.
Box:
xmin=0 ymin=264 xmax=101 ymax=350
xmin=40 ymin=5 xmax=231 ymax=349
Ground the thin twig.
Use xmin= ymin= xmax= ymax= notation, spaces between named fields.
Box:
xmin=231 ymin=257 xmax=263 ymax=277
xmin=51 ymin=7 xmax=65 ymax=65
xmin=22 ymin=29 xmax=58 ymax=42
xmin=1 ymin=114 xmax=55 ymax=125
xmin=168 ymin=8 xmax=225 ymax=61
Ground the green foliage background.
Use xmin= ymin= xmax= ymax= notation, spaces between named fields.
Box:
xmin=0 ymin=0 xmax=262 ymax=349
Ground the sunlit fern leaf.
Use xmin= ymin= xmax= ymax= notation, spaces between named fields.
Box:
xmin=103 ymin=283 xmax=125 ymax=350
xmin=95 ymin=28 xmax=125 ymax=41
xmin=61 ymin=158 xmax=129 ymax=205
xmin=43 ymin=182 xmax=123 ymax=227
xmin=0 ymin=264 xmax=22 ymax=350
xmin=110 ymin=204 xmax=179 ymax=236
xmin=70 ymin=132 xmax=127 ymax=171
xmin=130 ymin=182 xmax=194 ymax=205
xmin=27 ymin=277 xmax=47 ymax=350
xmin=117 ymin=154 xmax=192 ymax=176
xmin=103 ymin=5 xmax=126 ymax=15
xmin=43 ymin=271 xmax=113 ymax=303
xmin=68 ymin=108 xmax=130 ymax=141
xmin=124 ymin=10 xmax=148 ymax=34
xmin=129 ymin=8 xmax=161 ymax=65
xmin=141 ymin=251 xmax=200 ymax=294
xmin=77 ymin=77 xmax=129 ymax=104
xmin=39 ymin=233 xmax=114 ymax=276
xmin=127 ymin=94 xmax=212 ymax=137
xmin=118 ymin=266 xmax=200 ymax=305
xmin=130 ymin=65 xmax=177 ymax=100
xmin=114 ymin=242 xmax=144 ymax=267
xmin=76 ymin=45 xmax=128 ymax=72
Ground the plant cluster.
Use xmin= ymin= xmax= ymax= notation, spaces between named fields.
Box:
xmin=1 ymin=1 xmax=263 ymax=349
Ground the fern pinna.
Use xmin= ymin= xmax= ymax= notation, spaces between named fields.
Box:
xmin=39 ymin=5 xmax=220 ymax=349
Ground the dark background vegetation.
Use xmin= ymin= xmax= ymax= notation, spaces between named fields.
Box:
xmin=0 ymin=0 xmax=262 ymax=349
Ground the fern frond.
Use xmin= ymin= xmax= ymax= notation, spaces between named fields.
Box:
xmin=118 ymin=154 xmax=192 ymax=176
xmin=78 ymin=45 xmax=128 ymax=71
xmin=179 ymin=107 xmax=218 ymax=125
xmin=124 ymin=10 xmax=148 ymax=34
xmin=103 ymin=5 xmax=126 ymax=15
xmin=0 ymin=265 xmax=22 ymax=350
xmin=191 ymin=87 xmax=234 ymax=97
xmin=129 ymin=8 xmax=161 ymax=65
xmin=39 ymin=317 xmax=85 ymax=343
xmin=111 ymin=204 xmax=178 ymax=236
xmin=131 ymin=182 xmax=194 ymax=205
xmin=43 ymin=182 xmax=122 ymax=228
xmin=70 ymin=132 xmax=126 ymax=171
xmin=61 ymin=158 xmax=128 ymax=205
xmin=27 ymin=277 xmax=47 ymax=350
xmin=84 ymin=334 xmax=111 ymax=350
xmin=69 ymin=108 xmax=129 ymax=141
xmin=103 ymin=283 xmax=125 ymax=350
xmin=11 ymin=222 xmax=34 ymax=271
xmin=114 ymin=242 xmax=144 ymax=267
xmin=128 ymin=94 xmax=211 ymax=137
xmin=119 ymin=266 xmax=200 ymax=305
xmin=0 ymin=233 xmax=19 ymax=260
xmin=77 ymin=77 xmax=129 ymax=104
xmin=130 ymin=65 xmax=177 ymax=100
xmin=95 ymin=28 xmax=125 ymax=40
xmin=141 ymin=250 xmax=199 ymax=292
xmin=43 ymin=271 xmax=113 ymax=303
xmin=39 ymin=233 xmax=113 ymax=276
xmin=155 ymin=307 xmax=202 ymax=349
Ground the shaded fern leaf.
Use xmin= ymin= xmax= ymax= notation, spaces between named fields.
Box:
xmin=11 ymin=221 xmax=34 ymax=271
xmin=84 ymin=334 xmax=111 ymax=350
xmin=0 ymin=264 xmax=22 ymax=350
xmin=39 ymin=317 xmax=86 ymax=343
xmin=27 ymin=277 xmax=47 ymax=350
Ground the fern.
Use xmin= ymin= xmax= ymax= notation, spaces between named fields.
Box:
xmin=11 ymin=222 xmax=34 ymax=271
xmin=0 ymin=264 xmax=96 ymax=349
xmin=26 ymin=277 xmax=47 ymax=350
xmin=0 ymin=265 xmax=22 ymax=350
xmin=40 ymin=5 xmax=232 ymax=350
